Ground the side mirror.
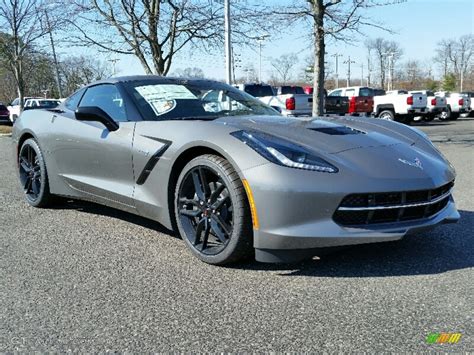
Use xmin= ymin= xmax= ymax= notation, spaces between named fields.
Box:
xmin=75 ymin=106 xmax=119 ymax=132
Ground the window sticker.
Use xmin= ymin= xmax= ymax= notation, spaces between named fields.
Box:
xmin=135 ymin=84 xmax=197 ymax=116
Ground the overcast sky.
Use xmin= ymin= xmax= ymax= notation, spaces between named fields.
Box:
xmin=110 ymin=0 xmax=473 ymax=81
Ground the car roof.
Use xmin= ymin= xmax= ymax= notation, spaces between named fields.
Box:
xmin=90 ymin=75 xmax=221 ymax=86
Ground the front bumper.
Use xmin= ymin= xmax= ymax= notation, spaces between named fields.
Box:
xmin=242 ymin=161 xmax=459 ymax=263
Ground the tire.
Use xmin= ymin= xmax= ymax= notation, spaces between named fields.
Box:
xmin=174 ymin=154 xmax=253 ymax=265
xmin=18 ymin=138 xmax=54 ymax=207
xmin=450 ymin=112 xmax=460 ymax=120
xmin=439 ymin=106 xmax=451 ymax=121
xmin=378 ymin=109 xmax=395 ymax=121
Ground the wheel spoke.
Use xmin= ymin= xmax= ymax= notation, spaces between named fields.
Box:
xmin=31 ymin=179 xmax=40 ymax=195
xmin=23 ymin=176 xmax=32 ymax=192
xmin=194 ymin=218 xmax=206 ymax=245
xmin=198 ymin=167 xmax=211 ymax=199
xmin=19 ymin=157 xmax=31 ymax=173
xmin=212 ymin=194 xmax=230 ymax=211
xmin=179 ymin=209 xmax=201 ymax=218
xmin=209 ymin=183 xmax=225 ymax=203
xmin=192 ymin=170 xmax=206 ymax=201
xmin=201 ymin=224 xmax=211 ymax=251
xmin=179 ymin=197 xmax=199 ymax=207
xmin=210 ymin=219 xmax=227 ymax=243
xmin=211 ymin=214 xmax=232 ymax=236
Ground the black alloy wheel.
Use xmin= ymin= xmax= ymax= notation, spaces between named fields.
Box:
xmin=175 ymin=154 xmax=253 ymax=264
xmin=18 ymin=138 xmax=54 ymax=207
xmin=178 ymin=165 xmax=233 ymax=254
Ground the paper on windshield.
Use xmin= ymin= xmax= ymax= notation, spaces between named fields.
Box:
xmin=135 ymin=84 xmax=197 ymax=115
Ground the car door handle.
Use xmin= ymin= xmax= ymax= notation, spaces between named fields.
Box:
xmin=51 ymin=114 xmax=57 ymax=123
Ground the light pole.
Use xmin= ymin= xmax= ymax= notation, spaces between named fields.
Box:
xmin=108 ymin=58 xmax=120 ymax=77
xmin=344 ymin=56 xmax=355 ymax=87
xmin=384 ymin=53 xmax=394 ymax=91
xmin=255 ymin=34 xmax=269 ymax=83
xmin=360 ymin=63 xmax=364 ymax=86
xmin=224 ymin=0 xmax=232 ymax=84
xmin=331 ymin=53 xmax=343 ymax=88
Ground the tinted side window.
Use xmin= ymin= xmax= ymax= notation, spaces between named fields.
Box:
xmin=329 ymin=90 xmax=342 ymax=97
xmin=79 ymin=84 xmax=127 ymax=122
xmin=359 ymin=88 xmax=373 ymax=97
xmin=244 ymin=85 xmax=274 ymax=97
xmin=11 ymin=98 xmax=19 ymax=106
xmin=65 ymin=88 xmax=86 ymax=111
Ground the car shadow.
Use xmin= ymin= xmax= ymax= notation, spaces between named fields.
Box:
xmin=51 ymin=198 xmax=176 ymax=237
xmin=49 ymin=200 xmax=473 ymax=277
xmin=235 ymin=210 xmax=474 ymax=278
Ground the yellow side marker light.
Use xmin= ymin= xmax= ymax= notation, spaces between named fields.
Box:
xmin=242 ymin=179 xmax=259 ymax=230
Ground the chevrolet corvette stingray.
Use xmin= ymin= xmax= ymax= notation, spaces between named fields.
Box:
xmin=12 ymin=76 xmax=460 ymax=264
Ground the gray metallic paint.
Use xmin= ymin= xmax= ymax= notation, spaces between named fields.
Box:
xmin=12 ymin=77 xmax=460 ymax=261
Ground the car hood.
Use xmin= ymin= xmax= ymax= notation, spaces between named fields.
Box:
xmin=215 ymin=115 xmax=419 ymax=154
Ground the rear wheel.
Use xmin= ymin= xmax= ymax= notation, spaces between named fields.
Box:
xmin=18 ymin=138 xmax=54 ymax=207
xmin=439 ymin=106 xmax=451 ymax=120
xmin=379 ymin=110 xmax=395 ymax=121
xmin=174 ymin=154 xmax=253 ymax=265
xmin=450 ymin=112 xmax=460 ymax=120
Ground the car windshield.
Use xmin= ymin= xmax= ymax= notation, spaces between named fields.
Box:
xmin=124 ymin=80 xmax=280 ymax=121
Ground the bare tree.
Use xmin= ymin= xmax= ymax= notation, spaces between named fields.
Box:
xmin=0 ymin=0 xmax=51 ymax=109
xmin=434 ymin=35 xmax=473 ymax=91
xmin=366 ymin=37 xmax=403 ymax=89
xmin=173 ymin=67 xmax=205 ymax=78
xmin=60 ymin=55 xmax=112 ymax=96
xmin=271 ymin=53 xmax=298 ymax=83
xmin=67 ymin=0 xmax=272 ymax=77
xmin=273 ymin=0 xmax=403 ymax=116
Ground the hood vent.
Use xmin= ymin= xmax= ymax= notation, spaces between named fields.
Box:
xmin=308 ymin=126 xmax=365 ymax=135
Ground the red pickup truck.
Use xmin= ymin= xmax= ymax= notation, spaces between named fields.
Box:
xmin=327 ymin=86 xmax=374 ymax=115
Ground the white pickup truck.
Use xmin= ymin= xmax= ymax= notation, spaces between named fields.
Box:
xmin=7 ymin=96 xmax=42 ymax=122
xmin=236 ymin=84 xmax=312 ymax=117
xmin=435 ymin=91 xmax=471 ymax=120
xmin=409 ymin=90 xmax=446 ymax=122
xmin=373 ymin=90 xmax=427 ymax=123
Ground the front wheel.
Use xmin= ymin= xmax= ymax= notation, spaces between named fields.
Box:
xmin=18 ymin=138 xmax=54 ymax=207
xmin=174 ymin=154 xmax=253 ymax=265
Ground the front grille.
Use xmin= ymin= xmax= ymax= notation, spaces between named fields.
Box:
xmin=333 ymin=181 xmax=453 ymax=226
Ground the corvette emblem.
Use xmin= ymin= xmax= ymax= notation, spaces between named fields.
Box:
xmin=398 ymin=157 xmax=423 ymax=170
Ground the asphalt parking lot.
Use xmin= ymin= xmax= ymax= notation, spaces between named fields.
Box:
xmin=1 ymin=118 xmax=473 ymax=352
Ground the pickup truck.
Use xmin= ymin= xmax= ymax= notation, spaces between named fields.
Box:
xmin=236 ymin=83 xmax=312 ymax=117
xmin=461 ymin=91 xmax=474 ymax=117
xmin=327 ymin=86 xmax=373 ymax=116
xmin=24 ymin=98 xmax=61 ymax=110
xmin=409 ymin=90 xmax=446 ymax=122
xmin=373 ymin=90 xmax=427 ymax=123
xmin=435 ymin=92 xmax=471 ymax=120
xmin=7 ymin=96 xmax=42 ymax=122
xmin=324 ymin=93 xmax=349 ymax=115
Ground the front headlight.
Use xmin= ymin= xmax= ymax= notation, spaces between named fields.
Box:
xmin=231 ymin=130 xmax=338 ymax=173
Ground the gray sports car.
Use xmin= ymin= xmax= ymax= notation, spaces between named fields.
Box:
xmin=12 ymin=76 xmax=460 ymax=264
